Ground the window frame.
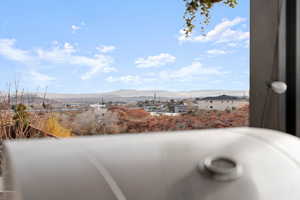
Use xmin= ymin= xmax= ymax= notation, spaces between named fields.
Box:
xmin=251 ymin=0 xmax=300 ymax=136
xmin=286 ymin=0 xmax=300 ymax=136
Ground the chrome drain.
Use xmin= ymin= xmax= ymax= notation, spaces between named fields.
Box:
xmin=199 ymin=156 xmax=243 ymax=181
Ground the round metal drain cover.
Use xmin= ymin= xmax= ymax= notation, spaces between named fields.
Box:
xmin=199 ymin=156 xmax=243 ymax=181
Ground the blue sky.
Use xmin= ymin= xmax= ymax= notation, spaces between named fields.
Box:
xmin=0 ymin=0 xmax=249 ymax=93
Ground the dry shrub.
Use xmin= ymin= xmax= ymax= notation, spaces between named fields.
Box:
xmin=109 ymin=107 xmax=149 ymax=120
xmin=0 ymin=111 xmax=12 ymax=127
xmin=0 ymin=110 xmax=34 ymax=139
xmin=70 ymin=109 xmax=122 ymax=135
xmin=0 ymin=111 xmax=13 ymax=139
xmin=0 ymin=85 xmax=56 ymax=139
xmin=49 ymin=105 xmax=249 ymax=136
xmin=42 ymin=115 xmax=71 ymax=138
xmin=29 ymin=112 xmax=49 ymax=130
xmin=115 ymin=105 xmax=249 ymax=134
xmin=123 ymin=109 xmax=150 ymax=120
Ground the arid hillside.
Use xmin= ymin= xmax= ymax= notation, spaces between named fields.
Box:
xmin=1 ymin=100 xmax=249 ymax=139
xmin=58 ymin=105 xmax=249 ymax=136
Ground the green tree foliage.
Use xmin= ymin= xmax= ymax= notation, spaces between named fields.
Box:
xmin=183 ymin=0 xmax=238 ymax=36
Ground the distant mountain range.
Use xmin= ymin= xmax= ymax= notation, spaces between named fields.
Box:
xmin=43 ymin=90 xmax=249 ymax=99
xmin=0 ymin=90 xmax=249 ymax=104
xmin=201 ymin=95 xmax=246 ymax=101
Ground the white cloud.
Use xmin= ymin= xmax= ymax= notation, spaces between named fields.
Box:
xmin=0 ymin=39 xmax=32 ymax=62
xmin=227 ymin=43 xmax=239 ymax=47
xmin=105 ymin=75 xmax=157 ymax=84
xmin=159 ymin=61 xmax=223 ymax=81
xmin=0 ymin=38 xmax=116 ymax=80
xmin=71 ymin=22 xmax=86 ymax=33
xmin=103 ymin=66 xmax=117 ymax=73
xmin=117 ymin=75 xmax=141 ymax=83
xmin=105 ymin=76 xmax=115 ymax=82
xmin=37 ymin=43 xmax=116 ymax=80
xmin=135 ymin=53 xmax=176 ymax=68
xmin=106 ymin=75 xmax=142 ymax=84
xmin=178 ymin=17 xmax=249 ymax=45
xmin=71 ymin=25 xmax=81 ymax=33
xmin=216 ymin=29 xmax=249 ymax=44
xmin=107 ymin=61 xmax=224 ymax=85
xmin=30 ymin=71 xmax=55 ymax=81
xmin=96 ymin=45 xmax=116 ymax=53
xmin=36 ymin=42 xmax=76 ymax=62
xmin=207 ymin=49 xmax=229 ymax=55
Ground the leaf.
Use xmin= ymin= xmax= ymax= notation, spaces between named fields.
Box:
xmin=183 ymin=0 xmax=238 ymax=36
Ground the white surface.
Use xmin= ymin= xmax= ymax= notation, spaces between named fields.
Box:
xmin=3 ymin=128 xmax=300 ymax=200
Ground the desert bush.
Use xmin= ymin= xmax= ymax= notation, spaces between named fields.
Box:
xmin=43 ymin=115 xmax=71 ymax=138
xmin=46 ymin=105 xmax=249 ymax=136
xmin=0 ymin=104 xmax=33 ymax=139
xmin=0 ymin=111 xmax=13 ymax=139
xmin=0 ymin=84 xmax=56 ymax=139
xmin=71 ymin=109 xmax=122 ymax=135
xmin=124 ymin=109 xmax=150 ymax=120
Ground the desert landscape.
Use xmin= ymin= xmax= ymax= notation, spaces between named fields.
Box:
xmin=0 ymin=89 xmax=249 ymax=139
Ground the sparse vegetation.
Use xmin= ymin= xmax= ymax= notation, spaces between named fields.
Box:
xmin=0 ymin=83 xmax=248 ymax=139
xmin=54 ymin=105 xmax=248 ymax=135
xmin=43 ymin=115 xmax=71 ymax=138
xmin=61 ymin=109 xmax=122 ymax=135
xmin=0 ymin=85 xmax=67 ymax=139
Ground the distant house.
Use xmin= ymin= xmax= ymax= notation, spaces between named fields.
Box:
xmin=144 ymin=105 xmax=160 ymax=112
xmin=65 ymin=103 xmax=83 ymax=108
xmin=150 ymin=112 xmax=180 ymax=117
xmin=90 ymin=104 xmax=107 ymax=112
xmin=196 ymin=95 xmax=248 ymax=111
xmin=174 ymin=105 xmax=188 ymax=113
